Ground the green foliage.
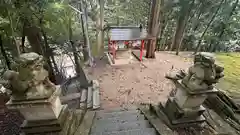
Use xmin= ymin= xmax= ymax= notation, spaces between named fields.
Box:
xmin=0 ymin=0 xmax=239 ymax=51
xmin=157 ymin=0 xmax=240 ymax=52
xmin=0 ymin=16 xmax=9 ymax=28
xmin=0 ymin=0 xmax=239 ymax=62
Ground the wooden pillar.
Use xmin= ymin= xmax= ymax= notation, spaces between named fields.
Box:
xmin=113 ymin=41 xmax=116 ymax=63
xmin=140 ymin=40 xmax=145 ymax=61
xmin=146 ymin=0 xmax=161 ymax=58
xmin=108 ymin=37 xmax=110 ymax=52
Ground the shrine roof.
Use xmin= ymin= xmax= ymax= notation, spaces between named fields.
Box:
xmin=108 ymin=26 xmax=149 ymax=41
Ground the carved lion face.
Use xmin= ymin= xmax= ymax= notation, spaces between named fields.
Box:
xmin=194 ymin=52 xmax=215 ymax=67
xmin=15 ymin=53 xmax=48 ymax=82
xmin=31 ymin=59 xmax=48 ymax=81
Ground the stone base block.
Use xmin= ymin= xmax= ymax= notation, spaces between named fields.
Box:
xmin=175 ymin=80 xmax=219 ymax=95
xmin=174 ymin=80 xmax=218 ymax=109
xmin=175 ymin=87 xmax=208 ymax=108
xmin=6 ymin=89 xmax=62 ymax=121
xmin=21 ymin=105 xmax=69 ymax=134
xmin=161 ymin=97 xmax=205 ymax=126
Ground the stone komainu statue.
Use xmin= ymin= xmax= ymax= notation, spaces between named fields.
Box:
xmin=166 ymin=52 xmax=224 ymax=91
xmin=182 ymin=52 xmax=224 ymax=91
xmin=1 ymin=52 xmax=56 ymax=100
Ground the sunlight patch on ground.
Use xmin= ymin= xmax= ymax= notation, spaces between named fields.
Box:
xmin=216 ymin=53 xmax=240 ymax=94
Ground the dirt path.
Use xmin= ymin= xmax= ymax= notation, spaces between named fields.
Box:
xmin=87 ymin=52 xmax=192 ymax=110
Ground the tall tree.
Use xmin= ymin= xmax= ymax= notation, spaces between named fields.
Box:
xmin=194 ymin=0 xmax=224 ymax=54
xmin=0 ymin=35 xmax=11 ymax=70
xmin=80 ymin=0 xmax=93 ymax=66
xmin=96 ymin=0 xmax=104 ymax=55
xmin=35 ymin=4 xmax=59 ymax=83
xmin=212 ymin=0 xmax=239 ymax=52
xmin=21 ymin=16 xmax=44 ymax=55
xmin=21 ymin=25 xmax=26 ymax=53
xmin=146 ymin=0 xmax=161 ymax=58
xmin=39 ymin=16 xmax=59 ymax=83
xmin=76 ymin=1 xmax=88 ymax=62
xmin=170 ymin=0 xmax=195 ymax=55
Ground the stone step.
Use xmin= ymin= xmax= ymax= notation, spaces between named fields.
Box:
xmin=91 ymin=128 xmax=156 ymax=135
xmin=60 ymin=92 xmax=81 ymax=103
xmin=95 ymin=110 xmax=141 ymax=120
xmin=96 ymin=106 xmax=139 ymax=114
xmin=90 ymin=120 xmax=151 ymax=133
xmin=92 ymin=115 xmax=146 ymax=127
xmin=95 ymin=112 xmax=144 ymax=122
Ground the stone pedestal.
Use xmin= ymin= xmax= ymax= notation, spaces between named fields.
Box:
xmin=6 ymin=88 xmax=69 ymax=134
xmin=174 ymin=81 xmax=218 ymax=108
xmin=21 ymin=105 xmax=68 ymax=134
xmin=1 ymin=52 xmax=88 ymax=135
xmin=162 ymin=97 xmax=205 ymax=125
xmin=161 ymin=80 xmax=218 ymax=127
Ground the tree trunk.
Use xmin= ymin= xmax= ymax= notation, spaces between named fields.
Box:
xmin=68 ymin=14 xmax=89 ymax=86
xmin=15 ymin=1 xmax=43 ymax=55
xmin=192 ymin=6 xmax=204 ymax=32
xmin=7 ymin=11 xmax=20 ymax=57
xmin=117 ymin=17 xmax=120 ymax=26
xmin=78 ymin=2 xmax=88 ymax=62
xmin=39 ymin=17 xmax=57 ymax=84
xmin=156 ymin=26 xmax=163 ymax=51
xmin=171 ymin=0 xmax=195 ymax=55
xmin=170 ymin=15 xmax=187 ymax=52
xmin=13 ymin=38 xmax=20 ymax=57
xmin=194 ymin=0 xmax=224 ymax=54
xmin=156 ymin=0 xmax=165 ymax=51
xmin=159 ymin=9 xmax=173 ymax=50
xmin=165 ymin=22 xmax=174 ymax=51
xmin=146 ymin=0 xmax=161 ymax=58
xmin=68 ymin=16 xmax=82 ymax=76
xmin=24 ymin=19 xmax=44 ymax=55
xmin=211 ymin=44 xmax=218 ymax=52
xmin=160 ymin=22 xmax=170 ymax=50
xmin=26 ymin=33 xmax=43 ymax=54
xmin=42 ymin=31 xmax=58 ymax=82
xmin=80 ymin=0 xmax=93 ymax=66
xmin=96 ymin=0 xmax=104 ymax=55
xmin=70 ymin=41 xmax=82 ymax=76
xmin=21 ymin=24 xmax=26 ymax=53
xmin=0 ymin=35 xmax=11 ymax=70
xmin=184 ymin=2 xmax=202 ymax=36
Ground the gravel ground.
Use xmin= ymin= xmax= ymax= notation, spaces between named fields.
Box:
xmin=0 ymin=108 xmax=24 ymax=135
xmin=87 ymin=52 xmax=192 ymax=110
xmin=0 ymin=93 xmax=24 ymax=135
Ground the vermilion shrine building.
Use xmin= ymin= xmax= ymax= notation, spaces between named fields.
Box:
xmin=105 ymin=26 xmax=151 ymax=65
